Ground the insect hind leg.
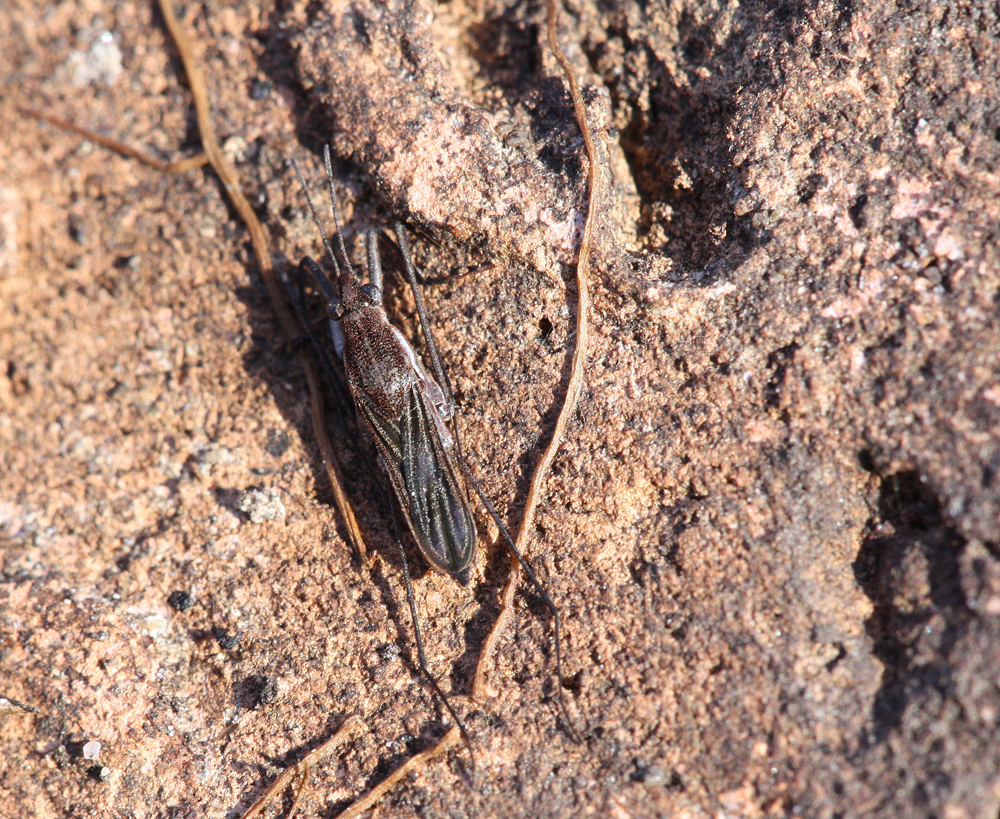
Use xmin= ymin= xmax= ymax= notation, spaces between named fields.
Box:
xmin=458 ymin=458 xmax=583 ymax=744
xmin=385 ymin=221 xmax=582 ymax=743
xmin=389 ymin=506 xmax=477 ymax=781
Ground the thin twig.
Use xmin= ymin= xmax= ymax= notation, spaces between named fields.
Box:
xmin=19 ymin=108 xmax=209 ymax=173
xmin=336 ymin=727 xmax=461 ymax=819
xmin=472 ymin=0 xmax=598 ymax=718
xmin=28 ymin=1 xmax=467 ymax=815
xmin=0 ymin=696 xmax=42 ymax=717
xmin=154 ymin=0 xmax=367 ymax=562
xmin=157 ymin=5 xmax=473 ymax=814
xmin=239 ymin=716 xmax=364 ymax=819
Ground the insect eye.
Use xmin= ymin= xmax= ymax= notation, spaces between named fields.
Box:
xmin=327 ymin=298 xmax=342 ymax=320
xmin=361 ymin=284 xmax=381 ymax=304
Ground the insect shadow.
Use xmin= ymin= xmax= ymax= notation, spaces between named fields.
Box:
xmin=285 ymin=146 xmax=579 ymax=775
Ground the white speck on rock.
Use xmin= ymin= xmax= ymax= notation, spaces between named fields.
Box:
xmin=237 ymin=488 xmax=286 ymax=524
xmin=66 ymin=33 xmax=123 ymax=88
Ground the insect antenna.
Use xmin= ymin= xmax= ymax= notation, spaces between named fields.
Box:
xmin=288 ymin=157 xmax=341 ymax=304
xmin=323 ymin=145 xmax=357 ymax=281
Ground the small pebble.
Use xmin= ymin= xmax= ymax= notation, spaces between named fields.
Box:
xmin=237 ymin=487 xmax=285 ymax=523
xmin=167 ymin=590 xmax=196 ymax=612
xmin=214 ymin=628 xmax=243 ymax=650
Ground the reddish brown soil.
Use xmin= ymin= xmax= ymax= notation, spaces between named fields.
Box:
xmin=2 ymin=1 xmax=999 ymax=818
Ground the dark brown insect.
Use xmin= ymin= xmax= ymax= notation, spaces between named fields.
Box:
xmin=318 ymin=224 xmax=477 ymax=586
xmin=288 ymin=147 xmax=578 ymax=774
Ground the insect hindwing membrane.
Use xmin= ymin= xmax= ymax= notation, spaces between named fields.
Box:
xmin=357 ymin=380 xmax=476 ymax=579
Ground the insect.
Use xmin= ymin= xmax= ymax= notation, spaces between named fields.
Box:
xmin=287 ymin=146 xmax=577 ymax=772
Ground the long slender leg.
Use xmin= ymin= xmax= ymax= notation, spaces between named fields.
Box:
xmin=286 ymin=258 xmax=353 ymax=423
xmin=299 ymin=255 xmax=340 ymax=309
xmin=392 ymin=223 xmax=454 ymax=413
xmin=458 ymin=460 xmax=581 ymax=743
xmin=366 ymin=231 xmax=384 ymax=292
xmin=391 ymin=509 xmax=476 ymax=780
xmin=393 ymin=223 xmax=582 ymax=742
xmin=291 ymin=254 xmax=477 ymax=770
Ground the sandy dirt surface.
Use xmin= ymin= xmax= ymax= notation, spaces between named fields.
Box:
xmin=2 ymin=0 xmax=999 ymax=817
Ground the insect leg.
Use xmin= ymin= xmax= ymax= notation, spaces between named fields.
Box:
xmin=392 ymin=222 xmax=454 ymax=415
xmin=391 ymin=507 xmax=476 ymax=780
xmin=366 ymin=231 xmax=384 ymax=292
xmin=286 ymin=258 xmax=353 ymax=423
xmin=301 ymin=255 xmax=340 ymax=306
xmin=391 ymin=224 xmax=581 ymax=742
xmin=458 ymin=460 xmax=582 ymax=743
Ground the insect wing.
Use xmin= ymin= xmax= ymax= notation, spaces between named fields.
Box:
xmin=357 ymin=382 xmax=476 ymax=581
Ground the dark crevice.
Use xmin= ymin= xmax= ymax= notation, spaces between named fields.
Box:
xmin=594 ymin=3 xmax=801 ymax=274
xmin=854 ymin=469 xmax=969 ymax=742
xmin=764 ymin=343 xmax=799 ymax=409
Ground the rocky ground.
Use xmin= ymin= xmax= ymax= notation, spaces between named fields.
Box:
xmin=1 ymin=0 xmax=999 ymax=817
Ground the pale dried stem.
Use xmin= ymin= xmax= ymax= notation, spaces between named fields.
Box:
xmin=155 ymin=6 xmax=402 ymax=817
xmin=472 ymin=0 xmax=598 ymax=704
xmin=18 ymin=109 xmax=210 ymax=173
xmin=31 ymin=0 xmax=595 ymax=811
xmin=238 ymin=716 xmax=364 ymax=819
xmin=336 ymin=727 xmax=461 ymax=819
xmin=154 ymin=0 xmax=367 ymax=562
xmin=27 ymin=4 xmax=368 ymax=564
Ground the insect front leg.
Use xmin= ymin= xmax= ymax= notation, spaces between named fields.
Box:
xmin=369 ymin=228 xmax=454 ymax=426
xmin=391 ymin=222 xmax=456 ymax=419
xmin=366 ymin=230 xmax=384 ymax=292
xmin=285 ymin=258 xmax=352 ymax=420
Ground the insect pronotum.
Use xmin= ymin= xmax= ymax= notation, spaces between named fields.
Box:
xmin=288 ymin=146 xmax=579 ymax=772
